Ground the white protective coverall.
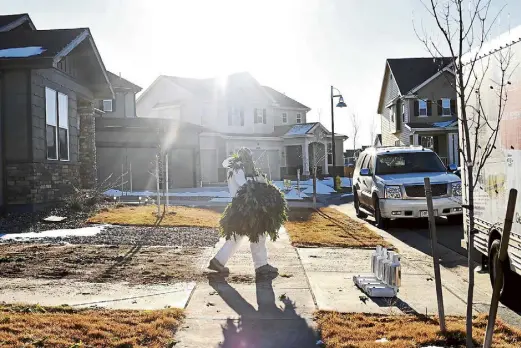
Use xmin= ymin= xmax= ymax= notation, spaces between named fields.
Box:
xmin=213 ymin=158 xmax=268 ymax=269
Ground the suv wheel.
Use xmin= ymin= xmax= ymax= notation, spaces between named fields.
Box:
xmin=374 ymin=198 xmax=389 ymax=230
xmin=354 ymin=192 xmax=367 ymax=218
xmin=488 ymin=239 xmax=516 ymax=303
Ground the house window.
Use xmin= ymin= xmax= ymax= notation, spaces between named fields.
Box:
xmin=421 ymin=135 xmax=434 ymax=149
xmin=389 ymin=105 xmax=395 ymax=122
xmin=46 ymin=87 xmax=69 ymax=161
xmin=262 ymin=108 xmax=267 ymax=124
xmin=395 ymin=140 xmax=400 ymax=146
xmin=254 ymin=108 xmax=265 ymax=124
xmin=102 ymin=99 xmax=113 ymax=112
xmin=282 ymin=112 xmax=288 ymax=123
xmin=418 ymin=99 xmax=428 ymax=116
xmin=296 ymin=113 xmax=302 ymax=124
xmin=441 ymin=98 xmax=451 ymax=116
xmin=402 ymin=103 xmax=406 ymax=123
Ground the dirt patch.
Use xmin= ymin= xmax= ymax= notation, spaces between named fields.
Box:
xmin=0 ymin=244 xmax=208 ymax=284
xmin=0 ymin=303 xmax=183 ymax=348
xmin=285 ymin=207 xmax=392 ymax=248
xmin=88 ymin=205 xmax=222 ymax=228
xmin=315 ymin=311 xmax=521 ymax=347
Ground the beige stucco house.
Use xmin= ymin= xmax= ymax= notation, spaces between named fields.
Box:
xmin=377 ymin=57 xmax=459 ymax=166
xmin=136 ymin=72 xmax=346 ymax=183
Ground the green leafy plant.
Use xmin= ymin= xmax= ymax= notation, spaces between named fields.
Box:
xmin=220 ymin=181 xmax=288 ymax=243
xmin=335 ymin=176 xmax=342 ymax=191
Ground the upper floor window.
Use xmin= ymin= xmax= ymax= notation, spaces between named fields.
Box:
xmin=102 ymin=99 xmax=113 ymax=112
xmin=228 ymin=106 xmax=245 ymax=126
xmin=282 ymin=112 xmax=288 ymax=123
xmin=401 ymin=103 xmax=406 ymax=123
xmin=418 ymin=99 xmax=428 ymax=117
xmin=254 ymin=108 xmax=266 ymax=124
xmin=296 ymin=113 xmax=302 ymax=124
xmin=46 ymin=87 xmax=69 ymax=161
xmin=389 ymin=105 xmax=395 ymax=122
xmin=441 ymin=98 xmax=451 ymax=116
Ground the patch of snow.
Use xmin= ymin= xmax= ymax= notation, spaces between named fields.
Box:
xmin=322 ymin=177 xmax=352 ymax=188
xmin=301 ymin=182 xmax=336 ymax=195
xmin=285 ymin=124 xmax=315 ymax=136
xmin=283 ymin=189 xmax=309 ymax=200
xmin=104 ymin=189 xmax=230 ymax=198
xmin=375 ymin=337 xmax=389 ymax=343
xmin=0 ymin=225 xmax=106 ymax=240
xmin=0 ymin=46 xmax=46 ymax=58
xmin=209 ymin=197 xmax=232 ymax=203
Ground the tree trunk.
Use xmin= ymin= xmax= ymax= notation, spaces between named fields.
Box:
xmin=466 ymin=165 xmax=475 ymax=348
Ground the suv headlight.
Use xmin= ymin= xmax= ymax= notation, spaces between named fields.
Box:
xmin=385 ymin=185 xmax=402 ymax=199
xmin=452 ymin=182 xmax=462 ymax=197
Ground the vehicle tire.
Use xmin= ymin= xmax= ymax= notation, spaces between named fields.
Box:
xmin=488 ymin=239 xmax=516 ymax=303
xmin=354 ymin=192 xmax=367 ymax=218
xmin=374 ymin=199 xmax=389 ymax=230
xmin=447 ymin=215 xmax=463 ymax=225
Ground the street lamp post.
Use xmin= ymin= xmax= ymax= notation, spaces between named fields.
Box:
xmin=330 ymin=86 xmax=347 ymax=176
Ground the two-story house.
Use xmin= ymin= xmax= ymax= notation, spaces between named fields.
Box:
xmin=98 ymin=71 xmax=142 ymax=118
xmin=0 ymin=13 xmax=113 ymax=211
xmin=377 ymin=57 xmax=459 ymax=166
xmin=137 ymin=72 xmax=347 ymax=183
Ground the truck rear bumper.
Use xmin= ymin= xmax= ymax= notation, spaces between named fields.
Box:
xmin=379 ymin=197 xmax=462 ymax=219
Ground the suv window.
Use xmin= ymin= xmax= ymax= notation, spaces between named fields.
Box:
xmin=355 ymin=154 xmax=366 ymax=172
xmin=375 ymin=152 xmax=446 ymax=175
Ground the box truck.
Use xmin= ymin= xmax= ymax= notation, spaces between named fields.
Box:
xmin=461 ymin=25 xmax=521 ymax=300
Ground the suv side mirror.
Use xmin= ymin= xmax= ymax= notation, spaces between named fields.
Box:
xmin=360 ymin=168 xmax=371 ymax=176
xmin=448 ymin=163 xmax=457 ymax=172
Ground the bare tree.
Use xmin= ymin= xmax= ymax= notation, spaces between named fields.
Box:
xmin=417 ymin=1 xmax=515 ymax=345
xmin=349 ymin=113 xmax=360 ymax=150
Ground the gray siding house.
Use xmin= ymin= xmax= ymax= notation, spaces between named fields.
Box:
xmin=0 ymin=14 xmax=113 ymax=210
xmin=377 ymin=57 xmax=459 ymax=166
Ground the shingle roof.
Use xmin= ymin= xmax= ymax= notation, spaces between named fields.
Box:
xmin=0 ymin=28 xmax=87 ymax=59
xmin=262 ymin=86 xmax=310 ymax=110
xmin=107 ymin=71 xmax=142 ymax=92
xmin=0 ymin=14 xmax=33 ymax=31
xmin=387 ymin=57 xmax=452 ymax=94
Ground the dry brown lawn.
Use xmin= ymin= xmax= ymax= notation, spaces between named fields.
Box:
xmin=285 ymin=207 xmax=392 ymax=248
xmin=0 ymin=304 xmax=183 ymax=347
xmin=316 ymin=311 xmax=521 ymax=348
xmin=88 ymin=205 xmax=221 ymax=228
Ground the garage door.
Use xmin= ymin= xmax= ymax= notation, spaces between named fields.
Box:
xmin=201 ymin=149 xmax=218 ymax=183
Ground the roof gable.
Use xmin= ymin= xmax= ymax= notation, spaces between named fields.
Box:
xmin=262 ymin=86 xmax=310 ymax=110
xmin=0 ymin=14 xmax=35 ymax=32
xmin=107 ymin=71 xmax=142 ymax=92
xmin=0 ymin=28 xmax=113 ymax=98
xmin=387 ymin=57 xmax=452 ymax=94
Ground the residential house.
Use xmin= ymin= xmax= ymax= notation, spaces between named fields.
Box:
xmin=98 ymin=71 xmax=142 ymax=118
xmin=0 ymin=13 xmax=113 ymax=210
xmin=377 ymin=57 xmax=459 ymax=165
xmin=137 ymin=72 xmax=347 ymax=184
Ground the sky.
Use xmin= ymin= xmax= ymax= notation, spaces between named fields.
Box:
xmin=2 ymin=0 xmax=520 ymax=148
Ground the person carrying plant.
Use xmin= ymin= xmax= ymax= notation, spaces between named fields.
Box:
xmin=208 ymin=147 xmax=287 ymax=276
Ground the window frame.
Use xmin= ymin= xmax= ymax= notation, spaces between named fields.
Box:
xmin=282 ymin=112 xmax=288 ymax=123
xmin=389 ymin=104 xmax=395 ymax=122
xmin=102 ymin=99 xmax=113 ymax=112
xmin=441 ymin=98 xmax=451 ymax=117
xmin=418 ymin=99 xmax=428 ymax=117
xmin=45 ymin=87 xmax=69 ymax=161
xmin=296 ymin=113 xmax=302 ymax=124
xmin=401 ymin=103 xmax=406 ymax=122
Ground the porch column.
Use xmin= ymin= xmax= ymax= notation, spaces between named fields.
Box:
xmin=302 ymin=139 xmax=310 ymax=175
xmin=78 ymin=100 xmax=97 ymax=189
xmin=448 ymin=133 xmax=459 ymax=165
xmin=322 ymin=141 xmax=329 ymax=175
xmin=412 ymin=134 xmax=420 ymax=146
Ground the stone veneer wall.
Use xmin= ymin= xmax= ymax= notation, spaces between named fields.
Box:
xmin=5 ymin=163 xmax=80 ymax=205
xmin=78 ymin=100 xmax=97 ymax=189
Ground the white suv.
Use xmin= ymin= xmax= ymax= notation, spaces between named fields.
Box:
xmin=352 ymin=146 xmax=462 ymax=229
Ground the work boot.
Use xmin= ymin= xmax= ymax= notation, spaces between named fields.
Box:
xmin=255 ymin=264 xmax=278 ymax=276
xmin=208 ymin=258 xmax=229 ymax=273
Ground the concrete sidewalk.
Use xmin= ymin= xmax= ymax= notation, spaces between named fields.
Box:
xmin=174 ymin=228 xmax=319 ymax=348
xmin=323 ymin=204 xmax=521 ymax=328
